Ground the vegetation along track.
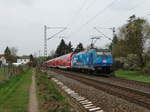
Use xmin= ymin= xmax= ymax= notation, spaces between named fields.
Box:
xmin=49 ymin=69 xmax=150 ymax=110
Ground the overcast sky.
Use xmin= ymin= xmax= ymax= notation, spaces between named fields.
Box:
xmin=0 ymin=0 xmax=150 ymax=56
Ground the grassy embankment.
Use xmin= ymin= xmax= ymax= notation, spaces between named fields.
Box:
xmin=36 ymin=69 xmax=75 ymax=112
xmin=115 ymin=70 xmax=150 ymax=83
xmin=0 ymin=69 xmax=32 ymax=112
xmin=0 ymin=68 xmax=7 ymax=82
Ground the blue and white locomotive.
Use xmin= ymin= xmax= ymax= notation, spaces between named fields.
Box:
xmin=72 ymin=49 xmax=113 ymax=74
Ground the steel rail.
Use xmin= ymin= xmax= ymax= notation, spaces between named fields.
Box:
xmin=50 ymin=69 xmax=150 ymax=109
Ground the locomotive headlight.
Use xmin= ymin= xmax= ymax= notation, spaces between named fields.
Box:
xmin=102 ymin=59 xmax=107 ymax=63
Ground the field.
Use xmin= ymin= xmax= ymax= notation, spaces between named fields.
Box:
xmin=0 ymin=69 xmax=32 ymax=112
xmin=115 ymin=70 xmax=150 ymax=83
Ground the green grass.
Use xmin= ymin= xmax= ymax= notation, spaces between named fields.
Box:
xmin=0 ymin=68 xmax=6 ymax=82
xmin=36 ymin=69 xmax=75 ymax=112
xmin=0 ymin=69 xmax=32 ymax=112
xmin=115 ymin=70 xmax=150 ymax=83
xmin=0 ymin=68 xmax=4 ymax=74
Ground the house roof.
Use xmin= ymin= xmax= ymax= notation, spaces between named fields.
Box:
xmin=17 ymin=57 xmax=30 ymax=59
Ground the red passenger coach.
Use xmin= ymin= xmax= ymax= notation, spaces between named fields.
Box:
xmin=47 ymin=53 xmax=73 ymax=69
xmin=47 ymin=59 xmax=56 ymax=67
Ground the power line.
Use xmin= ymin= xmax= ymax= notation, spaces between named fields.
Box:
xmin=47 ymin=28 xmax=67 ymax=40
xmin=67 ymin=0 xmax=97 ymax=37
xmin=81 ymin=0 xmax=118 ymax=26
xmin=100 ymin=0 xmax=148 ymax=26
xmin=69 ymin=0 xmax=118 ymax=36
xmin=95 ymin=27 xmax=115 ymax=36
xmin=93 ymin=27 xmax=112 ymax=40
xmin=44 ymin=25 xmax=67 ymax=57
xmin=128 ymin=0 xmax=147 ymax=11
xmin=85 ymin=0 xmax=97 ymax=10
xmin=66 ymin=0 xmax=87 ymax=33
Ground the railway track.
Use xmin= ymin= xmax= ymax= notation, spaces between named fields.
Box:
xmin=50 ymin=69 xmax=150 ymax=110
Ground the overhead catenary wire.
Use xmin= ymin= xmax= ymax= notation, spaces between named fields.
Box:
xmin=100 ymin=0 xmax=148 ymax=26
xmin=68 ymin=0 xmax=118 ymax=36
xmin=67 ymin=0 xmax=148 ymax=48
xmin=85 ymin=0 xmax=97 ymax=11
xmin=93 ymin=0 xmax=146 ymax=25
xmin=128 ymin=0 xmax=147 ymax=11
xmin=93 ymin=27 xmax=112 ymax=40
xmin=49 ymin=0 xmax=87 ymax=40
xmin=80 ymin=0 xmax=118 ymax=27
xmin=70 ymin=0 xmax=147 ymax=38
xmin=91 ymin=0 xmax=148 ymax=41
xmin=66 ymin=0 xmax=97 ymax=37
xmin=66 ymin=0 xmax=87 ymax=33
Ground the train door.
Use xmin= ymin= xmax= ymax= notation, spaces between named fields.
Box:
xmin=89 ymin=53 xmax=93 ymax=66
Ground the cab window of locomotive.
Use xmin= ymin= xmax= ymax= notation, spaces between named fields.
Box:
xmin=103 ymin=52 xmax=111 ymax=56
xmin=97 ymin=52 xmax=104 ymax=56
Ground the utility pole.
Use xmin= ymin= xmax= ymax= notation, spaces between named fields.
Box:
xmin=108 ymin=27 xmax=115 ymax=37
xmin=112 ymin=27 xmax=115 ymax=37
xmin=44 ymin=25 xmax=47 ymax=57
xmin=44 ymin=25 xmax=67 ymax=57
xmin=39 ymin=50 xmax=41 ymax=57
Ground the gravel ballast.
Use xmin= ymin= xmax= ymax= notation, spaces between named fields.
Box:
xmin=48 ymin=70 xmax=150 ymax=112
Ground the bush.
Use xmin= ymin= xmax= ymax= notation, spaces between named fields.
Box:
xmin=113 ymin=58 xmax=124 ymax=70
xmin=123 ymin=54 xmax=140 ymax=70
xmin=143 ymin=62 xmax=150 ymax=75
xmin=113 ymin=54 xmax=141 ymax=70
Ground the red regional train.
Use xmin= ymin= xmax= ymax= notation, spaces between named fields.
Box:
xmin=45 ymin=49 xmax=113 ymax=75
xmin=46 ymin=53 xmax=73 ymax=69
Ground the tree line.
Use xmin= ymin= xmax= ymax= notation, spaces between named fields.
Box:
xmin=47 ymin=39 xmax=84 ymax=59
xmin=48 ymin=15 xmax=150 ymax=74
xmin=110 ymin=15 xmax=150 ymax=74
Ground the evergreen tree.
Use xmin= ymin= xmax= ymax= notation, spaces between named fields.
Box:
xmin=74 ymin=43 xmax=84 ymax=53
xmin=4 ymin=46 xmax=12 ymax=63
xmin=67 ymin=41 xmax=73 ymax=53
xmin=4 ymin=46 xmax=11 ymax=56
xmin=4 ymin=46 xmax=17 ymax=63
xmin=55 ymin=39 xmax=68 ymax=57
xmin=29 ymin=54 xmax=34 ymax=62
xmin=109 ymin=34 xmax=118 ymax=50
xmin=28 ymin=54 xmax=37 ymax=67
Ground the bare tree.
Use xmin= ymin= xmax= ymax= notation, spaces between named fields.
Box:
xmin=10 ymin=47 xmax=18 ymax=56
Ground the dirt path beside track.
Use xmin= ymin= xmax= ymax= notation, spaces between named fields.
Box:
xmin=28 ymin=71 xmax=38 ymax=112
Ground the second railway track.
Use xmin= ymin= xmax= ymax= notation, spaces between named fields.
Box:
xmin=50 ymin=69 xmax=150 ymax=110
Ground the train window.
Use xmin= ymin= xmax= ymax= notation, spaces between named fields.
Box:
xmin=104 ymin=52 xmax=111 ymax=56
xmin=97 ymin=52 xmax=111 ymax=56
xmin=97 ymin=52 xmax=103 ymax=56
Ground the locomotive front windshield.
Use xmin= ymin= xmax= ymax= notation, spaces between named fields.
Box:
xmin=97 ymin=51 xmax=111 ymax=57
